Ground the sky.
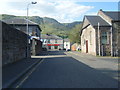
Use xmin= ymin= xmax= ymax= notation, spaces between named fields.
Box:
xmin=0 ymin=0 xmax=119 ymax=23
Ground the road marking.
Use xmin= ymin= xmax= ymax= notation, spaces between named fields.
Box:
xmin=16 ymin=59 xmax=44 ymax=88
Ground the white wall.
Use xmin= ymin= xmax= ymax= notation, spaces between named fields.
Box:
xmin=64 ymin=42 xmax=70 ymax=50
xmin=81 ymin=25 xmax=97 ymax=55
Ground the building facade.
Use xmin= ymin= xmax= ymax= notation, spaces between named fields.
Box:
xmin=64 ymin=39 xmax=71 ymax=51
xmin=80 ymin=9 xmax=120 ymax=56
xmin=3 ymin=18 xmax=41 ymax=37
xmin=4 ymin=18 xmax=42 ymax=55
xmin=41 ymin=34 xmax=63 ymax=51
xmin=2 ymin=21 xmax=30 ymax=66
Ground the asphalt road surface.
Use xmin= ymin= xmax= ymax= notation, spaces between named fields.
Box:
xmin=16 ymin=51 xmax=119 ymax=88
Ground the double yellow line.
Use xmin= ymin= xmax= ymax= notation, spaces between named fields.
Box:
xmin=16 ymin=59 xmax=44 ymax=88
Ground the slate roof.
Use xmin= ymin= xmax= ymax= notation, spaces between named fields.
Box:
xmin=3 ymin=18 xmax=42 ymax=31
xmin=80 ymin=15 xmax=111 ymax=36
xmin=41 ymin=34 xmax=63 ymax=39
xmin=64 ymin=38 xmax=70 ymax=42
xmin=103 ymin=11 xmax=120 ymax=21
xmin=85 ymin=16 xmax=110 ymax=27
xmin=3 ymin=18 xmax=38 ymax=25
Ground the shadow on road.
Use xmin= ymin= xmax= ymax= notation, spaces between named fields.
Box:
xmin=20 ymin=55 xmax=119 ymax=88
xmin=36 ymin=51 xmax=66 ymax=56
xmin=47 ymin=51 xmax=66 ymax=55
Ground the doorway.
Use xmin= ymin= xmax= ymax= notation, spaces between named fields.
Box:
xmin=86 ymin=40 xmax=88 ymax=53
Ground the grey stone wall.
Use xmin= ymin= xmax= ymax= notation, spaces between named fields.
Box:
xmin=2 ymin=21 xmax=31 ymax=66
xmin=97 ymin=10 xmax=112 ymax=25
xmin=112 ymin=22 xmax=120 ymax=56
xmin=95 ymin=26 xmax=111 ymax=56
xmin=35 ymin=39 xmax=42 ymax=55
xmin=31 ymin=39 xmax=42 ymax=56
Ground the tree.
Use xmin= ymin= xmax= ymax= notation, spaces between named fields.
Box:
xmin=68 ymin=24 xmax=82 ymax=44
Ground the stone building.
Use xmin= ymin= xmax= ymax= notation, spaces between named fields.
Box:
xmin=71 ymin=43 xmax=81 ymax=51
xmin=2 ymin=21 xmax=30 ymax=66
xmin=4 ymin=18 xmax=42 ymax=56
xmin=41 ymin=34 xmax=63 ymax=51
xmin=80 ymin=9 xmax=120 ymax=56
xmin=3 ymin=18 xmax=41 ymax=37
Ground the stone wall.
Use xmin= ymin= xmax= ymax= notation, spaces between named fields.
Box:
xmin=81 ymin=25 xmax=97 ymax=55
xmin=31 ymin=39 xmax=42 ymax=56
xmin=35 ymin=39 xmax=42 ymax=55
xmin=97 ymin=10 xmax=112 ymax=25
xmin=2 ymin=21 xmax=31 ymax=66
xmin=95 ymin=27 xmax=111 ymax=56
xmin=112 ymin=21 xmax=120 ymax=56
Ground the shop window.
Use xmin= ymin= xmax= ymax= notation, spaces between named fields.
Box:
xmin=48 ymin=46 xmax=51 ymax=49
xmin=54 ymin=46 xmax=58 ymax=49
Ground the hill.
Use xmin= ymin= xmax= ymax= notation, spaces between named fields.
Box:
xmin=1 ymin=14 xmax=82 ymax=43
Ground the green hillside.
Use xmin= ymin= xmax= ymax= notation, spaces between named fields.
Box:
xmin=1 ymin=14 xmax=82 ymax=43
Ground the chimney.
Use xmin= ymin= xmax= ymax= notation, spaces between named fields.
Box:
xmin=100 ymin=9 xmax=102 ymax=11
xmin=97 ymin=9 xmax=103 ymax=16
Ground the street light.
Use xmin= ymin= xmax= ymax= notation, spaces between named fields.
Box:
xmin=27 ymin=2 xmax=37 ymax=36
xmin=26 ymin=2 xmax=37 ymax=57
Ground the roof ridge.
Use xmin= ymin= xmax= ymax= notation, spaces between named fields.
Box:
xmin=85 ymin=15 xmax=110 ymax=27
xmin=103 ymin=11 xmax=120 ymax=13
xmin=85 ymin=15 xmax=98 ymax=17
xmin=26 ymin=19 xmax=38 ymax=25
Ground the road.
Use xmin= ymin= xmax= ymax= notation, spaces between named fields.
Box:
xmin=15 ymin=51 xmax=119 ymax=88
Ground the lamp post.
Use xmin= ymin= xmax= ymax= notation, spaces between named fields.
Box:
xmin=27 ymin=2 xmax=37 ymax=36
xmin=26 ymin=2 xmax=37 ymax=57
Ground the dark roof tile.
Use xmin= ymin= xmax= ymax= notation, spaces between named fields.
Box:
xmin=3 ymin=18 xmax=38 ymax=25
xmin=86 ymin=16 xmax=110 ymax=26
xmin=103 ymin=11 xmax=120 ymax=21
xmin=41 ymin=34 xmax=63 ymax=39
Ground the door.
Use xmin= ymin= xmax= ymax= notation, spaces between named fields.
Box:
xmin=86 ymin=40 xmax=88 ymax=53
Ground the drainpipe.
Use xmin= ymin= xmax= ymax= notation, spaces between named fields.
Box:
xmin=111 ymin=26 xmax=113 ymax=56
xmin=98 ymin=22 xmax=101 ymax=56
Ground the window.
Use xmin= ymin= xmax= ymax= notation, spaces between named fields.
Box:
xmin=48 ymin=39 xmax=50 ymax=43
xmin=29 ymin=27 xmax=33 ymax=34
xmin=44 ymin=39 xmax=47 ymax=43
xmin=90 ymin=31 xmax=92 ymax=45
xmin=82 ymin=35 xmax=84 ymax=45
xmin=48 ymin=46 xmax=51 ymax=49
xmin=54 ymin=46 xmax=58 ymax=49
xmin=101 ymin=32 xmax=109 ymax=44
xmin=36 ymin=28 xmax=40 ymax=37
xmin=55 ymin=39 xmax=57 ymax=43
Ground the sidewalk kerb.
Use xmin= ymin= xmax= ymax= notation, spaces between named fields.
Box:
xmin=3 ymin=58 xmax=42 ymax=88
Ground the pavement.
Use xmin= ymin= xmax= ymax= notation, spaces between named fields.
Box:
xmin=65 ymin=51 xmax=119 ymax=81
xmin=2 ymin=55 xmax=43 ymax=88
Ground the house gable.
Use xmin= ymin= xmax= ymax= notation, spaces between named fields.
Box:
xmin=98 ymin=9 xmax=120 ymax=24
xmin=80 ymin=15 xmax=110 ymax=36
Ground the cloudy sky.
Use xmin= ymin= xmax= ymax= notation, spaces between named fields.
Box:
xmin=0 ymin=0 xmax=119 ymax=23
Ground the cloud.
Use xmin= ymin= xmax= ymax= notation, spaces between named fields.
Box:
xmin=85 ymin=12 xmax=98 ymax=15
xmin=31 ymin=0 xmax=94 ymax=22
xmin=0 ymin=0 xmax=95 ymax=23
